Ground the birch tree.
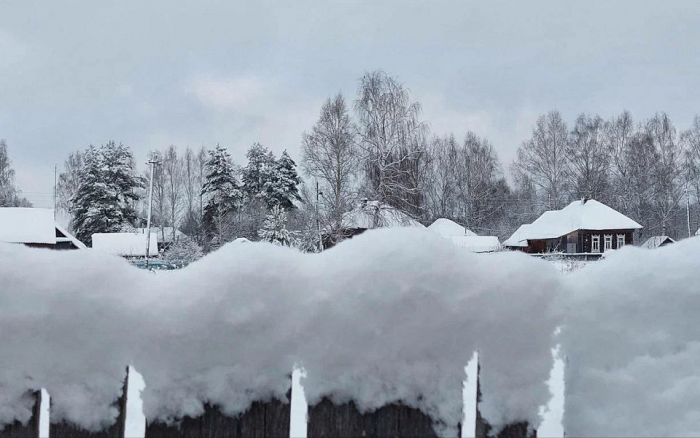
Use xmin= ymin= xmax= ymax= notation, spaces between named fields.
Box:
xmin=512 ymin=111 xmax=569 ymax=209
xmin=301 ymin=93 xmax=359 ymax=231
xmin=355 ymin=70 xmax=428 ymax=217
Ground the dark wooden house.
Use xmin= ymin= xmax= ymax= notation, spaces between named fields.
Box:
xmin=503 ymin=199 xmax=642 ymax=254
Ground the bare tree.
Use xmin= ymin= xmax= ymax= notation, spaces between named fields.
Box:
xmin=0 ymin=139 xmax=31 ymax=207
xmin=512 ymin=111 xmax=569 ymax=209
xmin=456 ymin=132 xmax=508 ymax=232
xmin=56 ymin=151 xmax=83 ymax=216
xmin=354 ymin=70 xmax=429 ymax=217
xmin=0 ymin=139 xmax=17 ymax=207
xmin=162 ymin=145 xmax=184 ymax=242
xmin=682 ymin=116 xmax=700 ymax=204
xmin=424 ymin=134 xmax=460 ymax=220
xmin=646 ymin=113 xmax=685 ymax=235
xmin=566 ymin=114 xmax=610 ymax=202
xmin=605 ymin=111 xmax=636 ymax=213
xmin=301 ymin=93 xmax=359 ymax=232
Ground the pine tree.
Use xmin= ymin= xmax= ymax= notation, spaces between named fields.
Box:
xmin=242 ymin=143 xmax=276 ymax=203
xmin=258 ymin=204 xmax=295 ymax=246
xmin=266 ymin=150 xmax=302 ymax=210
xmin=201 ymin=145 xmax=242 ymax=245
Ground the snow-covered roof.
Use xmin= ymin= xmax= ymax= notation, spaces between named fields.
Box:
xmin=0 ymin=207 xmax=58 ymax=244
xmin=641 ymin=236 xmax=675 ymax=249
xmin=450 ymin=235 xmax=501 ymax=253
xmin=503 ymin=200 xmax=642 ymax=246
xmin=55 ymin=222 xmax=87 ymax=249
xmin=427 ymin=218 xmax=477 ymax=237
xmin=341 ymin=201 xmax=423 ymax=229
xmin=92 ymin=233 xmax=158 ymax=257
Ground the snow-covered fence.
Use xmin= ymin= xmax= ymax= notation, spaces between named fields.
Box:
xmin=0 ymin=228 xmax=563 ymax=438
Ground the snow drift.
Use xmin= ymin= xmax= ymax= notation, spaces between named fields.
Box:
xmin=0 ymin=228 xmax=563 ymax=434
xmin=562 ymin=237 xmax=700 ymax=436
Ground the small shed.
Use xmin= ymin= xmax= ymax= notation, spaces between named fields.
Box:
xmin=641 ymin=236 xmax=675 ymax=249
xmin=92 ymin=232 xmax=158 ymax=258
xmin=0 ymin=207 xmax=86 ymax=250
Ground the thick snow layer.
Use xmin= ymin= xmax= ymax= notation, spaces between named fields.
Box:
xmin=0 ymin=228 xmax=562 ymax=434
xmin=562 ymin=238 xmax=700 ymax=436
xmin=0 ymin=208 xmax=56 ymax=244
xmin=428 ymin=218 xmax=477 ymax=237
xmin=503 ymin=199 xmax=642 ymax=246
xmin=92 ymin=232 xmax=158 ymax=257
xmin=449 ymin=235 xmax=501 ymax=253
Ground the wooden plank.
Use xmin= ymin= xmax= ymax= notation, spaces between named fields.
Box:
xmin=0 ymin=390 xmax=42 ymax=438
xmin=307 ymin=398 xmax=449 ymax=438
xmin=50 ymin=369 xmax=128 ymax=438
xmin=145 ymin=394 xmax=291 ymax=438
xmin=475 ymin=364 xmax=535 ymax=438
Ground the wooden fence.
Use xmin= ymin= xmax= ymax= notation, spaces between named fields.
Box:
xmin=0 ymin=368 xmax=533 ymax=438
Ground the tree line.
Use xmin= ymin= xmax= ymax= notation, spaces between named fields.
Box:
xmin=48 ymin=70 xmax=700 ymax=254
xmin=0 ymin=139 xmax=32 ymax=207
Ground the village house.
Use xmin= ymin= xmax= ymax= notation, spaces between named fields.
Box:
xmin=503 ymin=199 xmax=642 ymax=254
xmin=428 ymin=218 xmax=501 ymax=253
xmin=0 ymin=207 xmax=86 ymax=250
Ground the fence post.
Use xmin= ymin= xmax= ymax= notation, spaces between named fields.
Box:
xmin=50 ymin=368 xmax=129 ymax=438
xmin=0 ymin=390 xmax=42 ymax=438
xmin=475 ymin=364 xmax=535 ymax=438
xmin=307 ymin=398 xmax=457 ymax=438
xmin=144 ymin=389 xmax=291 ymax=438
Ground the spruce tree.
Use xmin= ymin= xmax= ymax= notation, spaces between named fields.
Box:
xmin=102 ymin=141 xmax=144 ymax=225
xmin=69 ymin=142 xmax=143 ymax=246
xmin=267 ymin=150 xmax=302 ymax=210
xmin=70 ymin=146 xmax=123 ymax=245
xmin=258 ymin=204 xmax=295 ymax=246
xmin=201 ymin=145 xmax=242 ymax=244
xmin=242 ymin=143 xmax=276 ymax=203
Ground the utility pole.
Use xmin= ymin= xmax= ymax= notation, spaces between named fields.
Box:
xmin=145 ymin=154 xmax=160 ymax=268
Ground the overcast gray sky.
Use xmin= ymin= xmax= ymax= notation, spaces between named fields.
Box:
xmin=2 ymin=1 xmax=699 ymax=208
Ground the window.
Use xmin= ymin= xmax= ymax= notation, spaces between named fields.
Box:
xmin=592 ymin=235 xmax=600 ymax=253
xmin=617 ymin=234 xmax=625 ymax=248
xmin=604 ymin=234 xmax=612 ymax=251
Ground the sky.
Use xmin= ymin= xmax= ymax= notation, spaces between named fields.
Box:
xmin=1 ymin=1 xmax=699 ymax=208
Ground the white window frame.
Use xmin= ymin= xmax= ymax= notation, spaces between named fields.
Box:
xmin=592 ymin=234 xmax=600 ymax=253
xmin=604 ymin=234 xmax=613 ymax=252
xmin=617 ymin=234 xmax=625 ymax=248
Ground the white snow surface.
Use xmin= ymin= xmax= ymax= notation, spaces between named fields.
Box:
xmin=449 ymin=235 xmax=501 ymax=253
xmin=562 ymin=238 xmax=700 ymax=436
xmin=91 ymin=232 xmax=158 ymax=257
xmin=503 ymin=199 xmax=642 ymax=246
xmin=0 ymin=228 xmax=563 ymax=434
xmin=0 ymin=208 xmax=56 ymax=244
xmin=427 ymin=218 xmax=477 ymax=238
